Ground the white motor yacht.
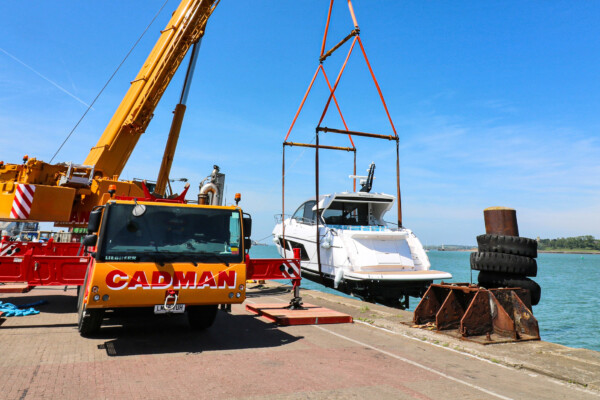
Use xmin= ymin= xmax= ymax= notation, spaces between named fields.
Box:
xmin=273 ymin=167 xmax=451 ymax=308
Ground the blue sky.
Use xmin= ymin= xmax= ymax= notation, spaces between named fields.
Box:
xmin=1 ymin=1 xmax=599 ymax=245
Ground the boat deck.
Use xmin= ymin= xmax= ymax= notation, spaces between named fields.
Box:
xmin=346 ymin=269 xmax=453 ymax=279
xmin=1 ymin=284 xmax=598 ymax=399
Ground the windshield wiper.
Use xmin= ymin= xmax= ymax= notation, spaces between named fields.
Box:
xmin=195 ymin=252 xmax=230 ymax=267
xmin=139 ymin=251 xmax=194 ymax=266
xmin=165 ymin=252 xmax=200 ymax=266
xmin=137 ymin=250 xmax=229 ymax=267
xmin=140 ymin=251 xmax=178 ymax=266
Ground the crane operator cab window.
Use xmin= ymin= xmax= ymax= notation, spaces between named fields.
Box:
xmin=97 ymin=203 xmax=243 ymax=264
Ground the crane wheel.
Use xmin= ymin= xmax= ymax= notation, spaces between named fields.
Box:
xmin=77 ymin=267 xmax=104 ymax=336
xmin=187 ymin=305 xmax=218 ymax=331
xmin=78 ymin=307 xmax=104 ymax=337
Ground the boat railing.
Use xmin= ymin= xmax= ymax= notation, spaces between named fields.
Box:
xmin=274 ymin=214 xmax=290 ymax=223
xmin=326 ymin=224 xmax=390 ymax=232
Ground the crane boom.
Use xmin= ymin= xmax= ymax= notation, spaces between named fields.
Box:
xmin=0 ymin=0 xmax=218 ymax=226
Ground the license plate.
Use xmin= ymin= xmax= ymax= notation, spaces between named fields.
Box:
xmin=154 ymin=304 xmax=185 ymax=314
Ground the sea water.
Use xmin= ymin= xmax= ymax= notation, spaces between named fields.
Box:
xmin=250 ymin=245 xmax=600 ymax=352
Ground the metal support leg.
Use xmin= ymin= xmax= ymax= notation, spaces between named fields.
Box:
xmin=286 ymin=278 xmax=305 ymax=310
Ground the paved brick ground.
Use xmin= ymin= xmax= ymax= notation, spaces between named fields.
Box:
xmin=1 ymin=285 xmax=599 ymax=399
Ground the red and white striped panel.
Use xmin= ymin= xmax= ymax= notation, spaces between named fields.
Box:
xmin=10 ymin=184 xmax=36 ymax=219
xmin=280 ymin=259 xmax=301 ymax=279
xmin=0 ymin=243 xmax=16 ymax=256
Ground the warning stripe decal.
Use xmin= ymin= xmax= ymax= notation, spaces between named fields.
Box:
xmin=279 ymin=260 xmax=301 ymax=279
xmin=10 ymin=184 xmax=36 ymax=219
xmin=0 ymin=244 xmax=16 ymax=256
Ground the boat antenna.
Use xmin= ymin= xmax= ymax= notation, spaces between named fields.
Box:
xmin=359 ymin=162 xmax=375 ymax=193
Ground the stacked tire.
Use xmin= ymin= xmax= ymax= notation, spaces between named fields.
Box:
xmin=471 ymin=234 xmax=541 ymax=306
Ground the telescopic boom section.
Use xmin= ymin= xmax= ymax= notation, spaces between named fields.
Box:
xmin=84 ymin=0 xmax=217 ymax=178
xmin=0 ymin=0 xmax=218 ymax=225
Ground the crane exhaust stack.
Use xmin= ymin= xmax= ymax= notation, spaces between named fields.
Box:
xmin=198 ymin=165 xmax=225 ymax=206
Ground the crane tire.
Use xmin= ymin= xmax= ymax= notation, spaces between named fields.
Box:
xmin=470 ymin=251 xmax=537 ymax=277
xmin=477 ymin=271 xmax=541 ymax=306
xmin=76 ymin=279 xmax=85 ymax=314
xmin=77 ymin=266 xmax=91 ymax=314
xmin=188 ymin=305 xmax=218 ymax=331
xmin=477 ymin=234 xmax=537 ymax=258
xmin=77 ymin=267 xmax=104 ymax=336
xmin=78 ymin=308 xmax=104 ymax=337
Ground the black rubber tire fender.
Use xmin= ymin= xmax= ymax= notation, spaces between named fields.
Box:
xmin=477 ymin=234 xmax=537 ymax=258
xmin=187 ymin=305 xmax=218 ymax=331
xmin=477 ymin=271 xmax=541 ymax=306
xmin=470 ymin=251 xmax=537 ymax=277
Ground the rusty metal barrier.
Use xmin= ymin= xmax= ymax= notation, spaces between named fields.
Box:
xmin=413 ymin=283 xmax=540 ymax=344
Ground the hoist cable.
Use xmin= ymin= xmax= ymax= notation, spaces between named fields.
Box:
xmin=50 ymin=0 xmax=171 ymax=163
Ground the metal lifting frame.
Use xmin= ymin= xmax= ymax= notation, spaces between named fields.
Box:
xmin=281 ymin=0 xmax=401 ymax=281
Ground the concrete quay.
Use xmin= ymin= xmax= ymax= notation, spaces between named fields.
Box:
xmin=1 ymin=283 xmax=599 ymax=400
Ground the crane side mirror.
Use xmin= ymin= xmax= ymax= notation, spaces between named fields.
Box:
xmin=243 ymin=217 xmax=252 ymax=238
xmin=82 ymin=234 xmax=97 ymax=247
xmin=132 ymin=203 xmax=147 ymax=217
xmin=244 ymin=237 xmax=252 ymax=252
xmin=87 ymin=209 xmax=103 ymax=233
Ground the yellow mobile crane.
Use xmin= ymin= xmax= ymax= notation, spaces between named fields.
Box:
xmin=0 ymin=0 xmax=218 ymax=226
xmin=0 ymin=0 xmax=303 ymax=336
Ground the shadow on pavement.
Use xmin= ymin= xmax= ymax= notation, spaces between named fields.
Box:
xmin=96 ymin=310 xmax=302 ymax=357
xmin=0 ymin=323 xmax=77 ymax=329
xmin=246 ymin=285 xmax=291 ymax=298
xmin=0 ymin=293 xmax=77 ymax=314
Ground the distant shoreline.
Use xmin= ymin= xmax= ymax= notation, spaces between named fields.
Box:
xmin=538 ymin=250 xmax=600 ymax=255
xmin=427 ymin=249 xmax=476 ymax=252
xmin=429 ymin=249 xmax=600 ymax=255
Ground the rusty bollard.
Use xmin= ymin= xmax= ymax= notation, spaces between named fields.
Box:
xmin=412 ymin=206 xmax=541 ymax=343
xmin=477 ymin=206 xmax=541 ymax=307
xmin=484 ymin=206 xmax=519 ymax=236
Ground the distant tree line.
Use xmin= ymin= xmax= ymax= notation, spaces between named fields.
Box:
xmin=537 ymin=235 xmax=600 ymax=251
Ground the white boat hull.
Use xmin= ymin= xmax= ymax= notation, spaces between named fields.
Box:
xmin=272 ymin=220 xmax=451 ymax=307
xmin=272 ymin=191 xmax=452 ymax=308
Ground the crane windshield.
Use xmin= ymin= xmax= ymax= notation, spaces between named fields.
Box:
xmin=97 ymin=203 xmax=242 ymax=264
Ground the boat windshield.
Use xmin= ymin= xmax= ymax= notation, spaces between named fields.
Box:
xmin=322 ymin=201 xmax=370 ymax=226
xmin=292 ymin=200 xmax=317 ymax=224
xmin=97 ymin=203 xmax=242 ymax=263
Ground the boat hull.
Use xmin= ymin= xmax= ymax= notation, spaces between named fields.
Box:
xmin=272 ymin=220 xmax=451 ymax=308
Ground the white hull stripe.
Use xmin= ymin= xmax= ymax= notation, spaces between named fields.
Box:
xmin=10 ymin=184 xmax=36 ymax=219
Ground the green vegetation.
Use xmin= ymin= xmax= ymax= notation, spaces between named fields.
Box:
xmin=428 ymin=236 xmax=600 ymax=252
xmin=538 ymin=235 xmax=600 ymax=252
xmin=425 ymin=245 xmax=475 ymax=251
